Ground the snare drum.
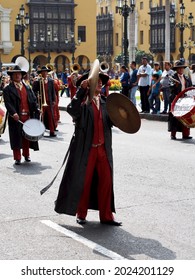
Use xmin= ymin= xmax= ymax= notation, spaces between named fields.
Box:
xmin=22 ymin=119 xmax=45 ymax=141
xmin=171 ymin=87 xmax=195 ymax=128
xmin=0 ymin=104 xmax=7 ymax=135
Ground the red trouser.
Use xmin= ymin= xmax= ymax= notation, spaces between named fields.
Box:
xmin=42 ymin=106 xmax=55 ymax=133
xmin=77 ymin=145 xmax=114 ymax=222
xmin=171 ymin=126 xmax=190 ymax=138
xmin=13 ymin=115 xmax=30 ymax=160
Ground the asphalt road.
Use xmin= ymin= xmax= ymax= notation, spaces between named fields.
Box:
xmin=1 ymin=99 xmax=195 ymax=260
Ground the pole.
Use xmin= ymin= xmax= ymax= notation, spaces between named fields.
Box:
xmin=123 ymin=2 xmax=129 ymax=67
xmin=28 ymin=48 xmax=31 ymax=73
xmin=189 ymin=46 xmax=191 ymax=65
xmin=179 ymin=26 xmax=184 ymax=58
xmin=21 ymin=24 xmax=25 ymax=56
xmin=47 ymin=40 xmax=51 ymax=63
xmin=48 ymin=49 xmax=51 ymax=63
xmin=165 ymin=0 xmax=170 ymax=61
xmin=72 ymin=48 xmax=75 ymax=64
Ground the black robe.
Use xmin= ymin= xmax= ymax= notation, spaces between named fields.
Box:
xmin=55 ymin=88 xmax=115 ymax=216
xmin=3 ymin=82 xmax=40 ymax=150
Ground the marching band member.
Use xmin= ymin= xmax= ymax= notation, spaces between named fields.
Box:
xmin=68 ymin=71 xmax=81 ymax=99
xmin=169 ymin=61 xmax=192 ymax=140
xmin=3 ymin=66 xmax=40 ymax=165
xmin=54 ymin=71 xmax=122 ymax=226
xmin=48 ymin=70 xmax=61 ymax=127
xmin=60 ymin=68 xmax=70 ymax=97
xmin=32 ymin=66 xmax=57 ymax=137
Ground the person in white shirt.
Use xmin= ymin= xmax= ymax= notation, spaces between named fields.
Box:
xmin=137 ymin=57 xmax=152 ymax=113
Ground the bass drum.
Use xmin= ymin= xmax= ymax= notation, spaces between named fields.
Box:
xmin=171 ymin=87 xmax=195 ymax=128
xmin=0 ymin=103 xmax=7 ymax=135
xmin=22 ymin=119 xmax=45 ymax=141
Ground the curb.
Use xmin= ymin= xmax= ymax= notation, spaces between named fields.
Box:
xmin=59 ymin=105 xmax=168 ymax=122
xmin=139 ymin=113 xmax=168 ymax=122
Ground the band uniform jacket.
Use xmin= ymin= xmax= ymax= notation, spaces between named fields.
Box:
xmin=3 ymin=82 xmax=40 ymax=150
xmin=168 ymin=73 xmax=192 ymax=132
xmin=55 ymin=88 xmax=115 ymax=216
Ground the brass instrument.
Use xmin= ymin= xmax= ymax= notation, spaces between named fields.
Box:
xmin=71 ymin=72 xmax=79 ymax=87
xmin=2 ymin=56 xmax=29 ymax=73
xmin=106 ymin=93 xmax=141 ymax=134
xmin=46 ymin=63 xmax=54 ymax=71
xmin=100 ymin=61 xmax=109 ymax=73
xmin=88 ymin=59 xmax=100 ymax=102
xmin=38 ymin=74 xmax=48 ymax=110
xmin=71 ymin=63 xmax=81 ymax=73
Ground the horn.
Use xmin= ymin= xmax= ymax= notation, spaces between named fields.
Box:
xmin=2 ymin=56 xmax=29 ymax=72
xmin=71 ymin=63 xmax=80 ymax=72
xmin=46 ymin=63 xmax=54 ymax=71
xmin=15 ymin=56 xmax=29 ymax=72
xmin=88 ymin=59 xmax=100 ymax=102
xmin=100 ymin=61 xmax=109 ymax=73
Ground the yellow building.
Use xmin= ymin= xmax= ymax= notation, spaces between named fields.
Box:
xmin=0 ymin=0 xmax=96 ymax=73
xmin=1 ymin=0 xmax=195 ymax=73
xmin=97 ymin=0 xmax=195 ymax=67
xmin=136 ymin=0 xmax=195 ymax=65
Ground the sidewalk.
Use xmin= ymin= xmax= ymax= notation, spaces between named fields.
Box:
xmin=58 ymin=93 xmax=168 ymax=122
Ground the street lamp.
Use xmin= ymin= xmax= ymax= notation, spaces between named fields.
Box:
xmin=16 ymin=4 xmax=29 ymax=57
xmin=65 ymin=32 xmax=81 ymax=65
xmin=170 ymin=3 xmax=194 ymax=59
xmin=116 ymin=0 xmax=136 ymax=67
xmin=184 ymin=37 xmax=195 ymax=64
xmin=27 ymin=37 xmax=31 ymax=73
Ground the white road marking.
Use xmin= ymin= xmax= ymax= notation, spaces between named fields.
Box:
xmin=41 ymin=220 xmax=127 ymax=260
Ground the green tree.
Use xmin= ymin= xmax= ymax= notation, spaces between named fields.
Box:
xmin=135 ymin=49 xmax=154 ymax=65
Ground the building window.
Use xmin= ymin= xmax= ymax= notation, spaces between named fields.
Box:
xmin=96 ymin=13 xmax=113 ymax=55
xmin=29 ymin=1 xmax=75 ymax=52
xmin=140 ymin=31 xmax=144 ymax=44
xmin=149 ymin=5 xmax=175 ymax=53
xmin=78 ymin=26 xmax=86 ymax=42
xmin=140 ymin=2 xmax=144 ymax=10
xmin=115 ymin=33 xmax=119 ymax=46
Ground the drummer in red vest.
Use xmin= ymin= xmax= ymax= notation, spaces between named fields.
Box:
xmin=169 ymin=60 xmax=193 ymax=140
xmin=3 ymin=66 xmax=40 ymax=165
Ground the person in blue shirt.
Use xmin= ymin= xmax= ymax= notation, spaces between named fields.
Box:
xmin=120 ymin=65 xmax=130 ymax=97
xmin=129 ymin=61 xmax=138 ymax=106
xmin=148 ymin=73 xmax=161 ymax=114
xmin=61 ymin=68 xmax=70 ymax=97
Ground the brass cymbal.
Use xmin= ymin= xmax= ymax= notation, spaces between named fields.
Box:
xmin=106 ymin=93 xmax=141 ymax=134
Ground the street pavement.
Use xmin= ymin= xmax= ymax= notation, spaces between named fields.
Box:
xmin=0 ymin=95 xmax=195 ymax=260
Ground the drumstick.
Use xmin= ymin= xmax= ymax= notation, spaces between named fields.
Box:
xmin=10 ymin=115 xmax=30 ymax=128
xmin=18 ymin=119 xmax=31 ymax=128
xmin=168 ymin=76 xmax=181 ymax=84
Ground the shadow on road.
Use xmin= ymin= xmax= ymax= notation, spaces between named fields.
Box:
xmin=60 ymin=222 xmax=176 ymax=260
xmin=12 ymin=162 xmax=52 ymax=175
